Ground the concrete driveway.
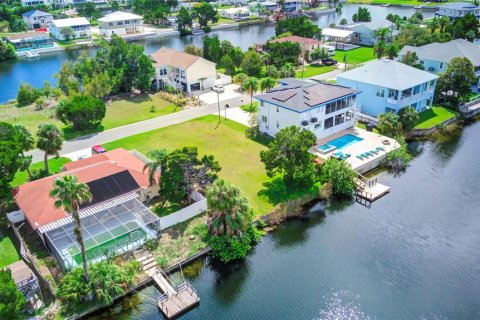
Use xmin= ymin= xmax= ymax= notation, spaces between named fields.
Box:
xmin=198 ymin=84 xmax=242 ymax=104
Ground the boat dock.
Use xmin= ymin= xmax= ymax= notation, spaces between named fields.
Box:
xmin=135 ymin=250 xmax=200 ymax=319
xmin=354 ymin=174 xmax=390 ymax=207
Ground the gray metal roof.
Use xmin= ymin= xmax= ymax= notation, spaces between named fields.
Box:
xmin=337 ymin=59 xmax=438 ymax=91
xmin=254 ymin=81 xmax=360 ymax=112
xmin=398 ymin=39 xmax=480 ymax=67
xmin=22 ymin=9 xmax=52 ymax=18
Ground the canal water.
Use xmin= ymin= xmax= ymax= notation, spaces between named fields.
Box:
xmin=0 ymin=4 xmax=434 ymax=103
xmin=89 ymin=121 xmax=480 ymax=320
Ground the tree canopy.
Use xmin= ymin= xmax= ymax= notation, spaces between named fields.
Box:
xmin=319 ymin=158 xmax=357 ymax=198
xmin=56 ymin=95 xmax=106 ymax=131
xmin=192 ymin=2 xmax=218 ymax=28
xmin=241 ymin=50 xmax=263 ymax=76
xmin=0 ymin=40 xmax=16 ymax=62
xmin=275 ymin=16 xmax=321 ymax=39
xmin=0 ymin=122 xmax=23 ymax=197
xmin=0 ymin=269 xmax=25 ymax=320
xmin=352 ymin=7 xmax=371 ymax=22
xmin=265 ymin=41 xmax=301 ymax=68
xmin=133 ymin=0 xmax=178 ymax=24
xmin=176 ymin=7 xmax=193 ymax=31
xmin=260 ymin=126 xmax=317 ymax=188
xmin=436 ymin=57 xmax=477 ymax=105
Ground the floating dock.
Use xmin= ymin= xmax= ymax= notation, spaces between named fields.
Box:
xmin=354 ymin=175 xmax=390 ymax=207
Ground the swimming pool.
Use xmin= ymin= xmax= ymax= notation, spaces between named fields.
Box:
xmin=317 ymin=134 xmax=363 ymax=153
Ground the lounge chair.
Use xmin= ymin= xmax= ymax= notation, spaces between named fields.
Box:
xmin=356 ymin=155 xmax=363 ymax=160
xmin=376 ymin=146 xmax=385 ymax=151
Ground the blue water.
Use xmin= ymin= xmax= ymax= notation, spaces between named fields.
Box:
xmin=321 ymin=134 xmax=363 ymax=150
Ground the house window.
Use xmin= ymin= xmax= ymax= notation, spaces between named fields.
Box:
xmin=376 ymin=88 xmax=385 ymax=97
xmin=260 ymin=101 xmax=264 ymax=107
xmin=109 ymin=22 xmax=113 ymax=26
xmin=314 ymin=123 xmax=321 ymax=129
xmin=125 ymin=20 xmax=130 ymax=25
xmin=388 ymin=89 xmax=397 ymax=99
xmin=334 ymin=113 xmax=345 ymax=125
xmin=262 ymin=115 xmax=267 ymax=123
xmin=324 ymin=117 xmax=334 ymax=129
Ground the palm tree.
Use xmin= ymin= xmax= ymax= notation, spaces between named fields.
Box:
xmin=385 ymin=43 xmax=399 ymax=60
xmin=50 ymin=175 xmax=93 ymax=282
xmin=143 ymin=149 xmax=168 ymax=186
xmin=206 ymin=179 xmax=250 ymax=237
xmin=439 ymin=16 xmax=450 ymax=33
xmin=233 ymin=72 xmax=248 ymax=91
xmin=37 ymin=124 xmax=63 ymax=175
xmin=401 ymin=51 xmax=419 ymax=67
xmin=243 ymin=77 xmax=259 ymax=109
xmin=15 ymin=124 xmax=34 ymax=181
xmin=259 ymin=77 xmax=277 ymax=92
xmin=373 ymin=41 xmax=386 ymax=60
xmin=374 ymin=27 xmax=390 ymax=43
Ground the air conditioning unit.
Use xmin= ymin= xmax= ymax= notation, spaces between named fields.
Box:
xmin=310 ymin=117 xmax=318 ymax=123
xmin=301 ymin=120 xmax=309 ymax=126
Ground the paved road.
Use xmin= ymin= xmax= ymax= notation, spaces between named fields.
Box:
xmin=27 ymin=94 xmax=249 ymax=163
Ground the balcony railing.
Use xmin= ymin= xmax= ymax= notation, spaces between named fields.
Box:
xmin=387 ymin=90 xmax=434 ymax=105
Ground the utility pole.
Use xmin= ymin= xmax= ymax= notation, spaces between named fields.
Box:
xmin=225 ymin=104 xmax=229 ymax=120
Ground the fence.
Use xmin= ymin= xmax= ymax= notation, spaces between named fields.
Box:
xmin=355 ymin=112 xmax=378 ymax=126
xmin=159 ymin=192 xmax=207 ymax=230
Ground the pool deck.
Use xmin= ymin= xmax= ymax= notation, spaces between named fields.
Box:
xmin=311 ymin=127 xmax=400 ymax=174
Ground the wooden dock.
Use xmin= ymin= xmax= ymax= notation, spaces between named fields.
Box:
xmin=354 ymin=174 xmax=390 ymax=207
xmin=135 ymin=250 xmax=200 ymax=319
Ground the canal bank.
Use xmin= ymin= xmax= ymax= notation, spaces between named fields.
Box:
xmin=0 ymin=4 xmax=434 ymax=103
xmin=87 ymin=120 xmax=480 ymax=320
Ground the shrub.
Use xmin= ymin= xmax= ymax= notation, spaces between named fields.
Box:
xmin=377 ymin=112 xmax=402 ymax=137
xmin=34 ymin=96 xmax=46 ymax=110
xmin=207 ymin=224 xmax=261 ymax=263
xmin=150 ymin=105 xmax=156 ymax=113
xmin=319 ymin=158 xmax=357 ymax=198
xmin=17 ymin=82 xmax=40 ymax=107
xmin=384 ymin=135 xmax=412 ymax=171
xmin=56 ymin=95 xmax=106 ymax=131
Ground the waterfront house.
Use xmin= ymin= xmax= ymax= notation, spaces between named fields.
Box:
xmin=268 ymin=35 xmax=322 ymax=61
xmin=22 ymin=10 xmax=53 ymax=30
xmin=284 ymin=0 xmax=302 ymax=12
xmin=98 ymin=11 xmax=144 ymax=37
xmin=150 ymin=47 xmax=217 ymax=93
xmin=20 ymin=0 xmax=47 ymax=6
xmin=339 ymin=20 xmax=395 ymax=46
xmin=337 ymin=59 xmax=438 ymax=117
xmin=249 ymin=1 xmax=279 ymax=13
xmin=435 ymin=2 xmax=480 ymax=20
xmin=254 ymin=78 xmax=360 ymax=140
xmin=398 ymin=39 xmax=480 ymax=86
xmin=12 ymin=148 xmax=161 ymax=270
xmin=3 ymin=31 xmax=53 ymax=52
xmin=49 ymin=17 xmax=91 ymax=41
xmin=6 ymin=260 xmax=41 ymax=309
xmin=219 ymin=7 xmax=251 ymax=20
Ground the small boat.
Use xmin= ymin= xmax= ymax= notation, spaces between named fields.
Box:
xmin=191 ymin=29 xmax=205 ymax=36
xmin=25 ymin=51 xmax=39 ymax=59
xmin=381 ymin=3 xmax=390 ymax=7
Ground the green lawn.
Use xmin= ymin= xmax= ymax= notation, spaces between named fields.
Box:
xmin=356 ymin=122 xmax=380 ymax=134
xmin=0 ymin=236 xmax=20 ymax=268
xmin=241 ymin=101 xmax=258 ymax=113
xmin=0 ymin=94 xmax=176 ymax=142
xmin=414 ymin=106 xmax=458 ymax=129
xmin=334 ymin=47 xmax=376 ymax=65
xmin=103 ymin=115 xmax=273 ymax=215
xmin=296 ymin=64 xmax=335 ymax=78
xmin=12 ymin=157 xmax=71 ymax=187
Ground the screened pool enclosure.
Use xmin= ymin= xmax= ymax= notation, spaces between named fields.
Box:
xmin=41 ymin=193 xmax=161 ymax=270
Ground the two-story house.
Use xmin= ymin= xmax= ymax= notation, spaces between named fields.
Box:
xmin=219 ymin=7 xmax=251 ymax=20
xmin=150 ymin=47 xmax=217 ymax=93
xmin=339 ymin=20 xmax=395 ymax=46
xmin=254 ymin=78 xmax=360 ymax=140
xmin=49 ymin=17 xmax=91 ymax=40
xmin=22 ymin=10 xmax=53 ymax=29
xmin=284 ymin=0 xmax=302 ymax=12
xmin=337 ymin=60 xmax=438 ymax=117
xmin=398 ymin=39 xmax=480 ymax=86
xmin=98 ymin=11 xmax=144 ymax=37
xmin=435 ymin=2 xmax=480 ymax=20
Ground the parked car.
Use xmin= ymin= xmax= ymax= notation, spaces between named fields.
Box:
xmin=212 ymin=84 xmax=225 ymax=93
xmin=322 ymin=45 xmax=336 ymax=56
xmin=91 ymin=145 xmax=106 ymax=155
xmin=322 ymin=58 xmax=338 ymax=66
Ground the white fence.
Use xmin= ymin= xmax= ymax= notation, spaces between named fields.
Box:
xmin=216 ymin=74 xmax=232 ymax=86
xmin=159 ymin=191 xmax=207 ymax=230
xmin=355 ymin=111 xmax=378 ymax=125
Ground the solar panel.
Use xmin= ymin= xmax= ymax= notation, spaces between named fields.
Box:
xmin=272 ymin=90 xmax=297 ymax=102
xmin=81 ymin=171 xmax=140 ymax=208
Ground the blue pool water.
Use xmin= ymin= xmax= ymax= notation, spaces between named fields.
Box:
xmin=321 ymin=134 xmax=363 ymax=151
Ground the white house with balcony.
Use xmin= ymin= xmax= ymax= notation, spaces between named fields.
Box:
xmin=219 ymin=7 xmax=251 ymax=20
xmin=98 ymin=11 xmax=144 ymax=37
xmin=22 ymin=10 xmax=53 ymax=29
xmin=254 ymin=78 xmax=360 ymax=140
xmin=49 ymin=17 xmax=91 ymax=40
xmin=150 ymin=47 xmax=217 ymax=93
xmin=336 ymin=60 xmax=438 ymax=117
xmin=435 ymin=2 xmax=480 ymax=20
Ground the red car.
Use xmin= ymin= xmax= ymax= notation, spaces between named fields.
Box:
xmin=91 ymin=145 xmax=106 ymax=155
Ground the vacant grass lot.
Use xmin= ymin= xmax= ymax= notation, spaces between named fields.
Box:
xmin=296 ymin=64 xmax=335 ymax=78
xmin=103 ymin=115 xmax=273 ymax=215
xmin=0 ymin=94 xmax=176 ymax=141
xmin=12 ymin=157 xmax=71 ymax=187
xmin=414 ymin=106 xmax=458 ymax=129
xmin=0 ymin=236 xmax=20 ymax=268
xmin=334 ymin=47 xmax=376 ymax=65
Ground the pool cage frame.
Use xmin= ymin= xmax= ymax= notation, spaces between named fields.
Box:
xmin=40 ymin=193 xmax=161 ymax=271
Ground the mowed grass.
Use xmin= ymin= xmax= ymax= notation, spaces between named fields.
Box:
xmin=334 ymin=47 xmax=376 ymax=65
xmin=0 ymin=236 xmax=20 ymax=268
xmin=12 ymin=157 xmax=71 ymax=187
xmin=296 ymin=64 xmax=335 ymax=78
xmin=414 ymin=106 xmax=458 ymax=129
xmin=0 ymin=94 xmax=176 ymax=141
xmin=103 ymin=115 xmax=274 ymax=215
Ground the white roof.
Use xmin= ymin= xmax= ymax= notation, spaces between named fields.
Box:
xmin=51 ymin=17 xmax=90 ymax=28
xmin=98 ymin=11 xmax=143 ymax=22
xmin=337 ymin=59 xmax=438 ymax=91
xmin=322 ymin=28 xmax=354 ymax=38
xmin=220 ymin=7 xmax=250 ymax=14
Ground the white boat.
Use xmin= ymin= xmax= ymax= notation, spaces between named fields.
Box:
xmin=381 ymin=3 xmax=390 ymax=7
xmin=25 ymin=51 xmax=39 ymax=59
xmin=192 ymin=29 xmax=205 ymax=36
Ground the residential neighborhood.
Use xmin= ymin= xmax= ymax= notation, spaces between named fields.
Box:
xmin=1 ymin=1 xmax=480 ymax=320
